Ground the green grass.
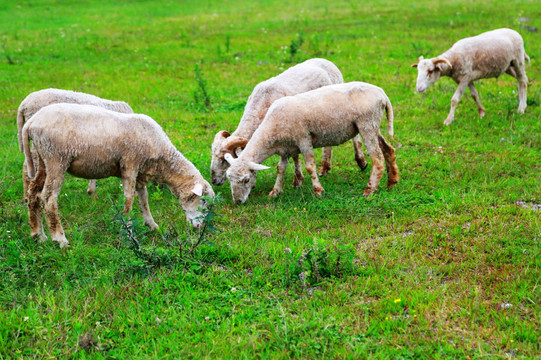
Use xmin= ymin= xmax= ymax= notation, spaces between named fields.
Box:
xmin=1 ymin=0 xmax=540 ymax=358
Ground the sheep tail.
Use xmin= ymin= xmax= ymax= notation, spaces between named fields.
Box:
xmin=17 ymin=109 xmax=25 ymax=152
xmin=22 ymin=124 xmax=35 ymax=178
xmin=385 ymin=96 xmax=394 ymax=137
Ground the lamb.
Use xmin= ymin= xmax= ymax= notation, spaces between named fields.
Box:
xmin=224 ymin=82 xmax=398 ymax=204
xmin=412 ymin=28 xmax=529 ymax=125
xmin=22 ymin=103 xmax=214 ymax=248
xmin=211 ymin=58 xmax=367 ymax=187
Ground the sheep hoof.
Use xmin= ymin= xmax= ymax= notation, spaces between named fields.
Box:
xmin=146 ymin=222 xmax=159 ymax=231
xmin=363 ymin=187 xmax=375 ymax=197
xmin=32 ymin=231 xmax=48 ymax=243
xmin=443 ymin=117 xmax=454 ymax=126
xmin=387 ymin=179 xmax=399 ymax=189
xmin=53 ymin=234 xmax=70 ymax=248
xmin=518 ymin=107 xmax=526 ymax=114
xmin=269 ymin=189 xmax=281 ymax=198
xmin=478 ymin=109 xmax=486 ymax=118
xmin=313 ymin=187 xmax=324 ymax=197
xmin=292 ymin=174 xmax=304 ymax=188
xmin=318 ymin=166 xmax=331 ymax=177
xmin=357 ymin=159 xmax=369 ymax=171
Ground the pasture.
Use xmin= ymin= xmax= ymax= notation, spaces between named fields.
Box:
xmin=0 ymin=0 xmax=540 ymax=358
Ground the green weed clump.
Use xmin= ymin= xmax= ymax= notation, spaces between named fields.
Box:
xmin=282 ymin=238 xmax=357 ymax=288
xmin=112 ymin=195 xmax=224 ymax=274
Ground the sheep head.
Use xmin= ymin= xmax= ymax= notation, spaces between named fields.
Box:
xmin=180 ymin=181 xmax=216 ymax=228
xmin=210 ymin=130 xmax=248 ymax=186
xmin=224 ymin=153 xmax=269 ymax=204
xmin=412 ymin=56 xmax=452 ymax=93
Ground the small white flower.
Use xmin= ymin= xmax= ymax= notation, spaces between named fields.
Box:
xmin=24 ymin=317 xmax=29 ymax=322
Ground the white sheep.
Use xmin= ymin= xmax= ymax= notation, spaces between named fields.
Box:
xmin=412 ymin=28 xmax=529 ymax=125
xmin=224 ymin=82 xmax=398 ymax=204
xmin=22 ymin=103 xmax=214 ymax=248
xmin=211 ymin=58 xmax=367 ymax=187
xmin=17 ymin=88 xmax=134 ymax=198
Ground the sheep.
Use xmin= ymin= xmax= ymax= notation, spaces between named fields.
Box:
xmin=22 ymin=103 xmax=214 ymax=248
xmin=17 ymin=88 xmax=134 ymax=198
xmin=412 ymin=28 xmax=529 ymax=125
xmin=211 ymin=58 xmax=367 ymax=187
xmin=224 ymin=82 xmax=398 ymax=204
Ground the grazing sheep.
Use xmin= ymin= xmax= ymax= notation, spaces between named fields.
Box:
xmin=22 ymin=103 xmax=214 ymax=248
xmin=412 ymin=28 xmax=529 ymax=125
xmin=225 ymin=82 xmax=398 ymax=204
xmin=211 ymin=58 xmax=367 ymax=187
xmin=18 ymin=88 xmax=134 ymax=198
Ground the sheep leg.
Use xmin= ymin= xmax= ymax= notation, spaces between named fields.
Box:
xmin=121 ymin=176 xmax=137 ymax=216
xmin=136 ymin=182 xmax=159 ymax=230
xmin=291 ymin=155 xmax=304 ymax=187
xmin=40 ymin=162 xmax=69 ymax=248
xmin=352 ymin=134 xmax=368 ymax=171
xmin=444 ymin=81 xmax=468 ymax=126
xmin=468 ymin=82 xmax=485 ymax=118
xmin=269 ymin=156 xmax=290 ymax=198
xmin=300 ymin=146 xmax=324 ymax=196
xmin=506 ymin=66 xmax=517 ymax=79
xmin=319 ymin=147 xmax=333 ymax=176
xmin=515 ymin=61 xmax=528 ymax=114
xmin=377 ymin=134 xmax=399 ymax=189
xmin=87 ymin=179 xmax=97 ymax=199
xmin=359 ymin=130 xmax=385 ymax=196
xmin=27 ymin=157 xmax=47 ymax=242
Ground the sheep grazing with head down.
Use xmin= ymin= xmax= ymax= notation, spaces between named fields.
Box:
xmin=412 ymin=28 xmax=529 ymax=125
xmin=22 ymin=103 xmax=214 ymax=248
xmin=17 ymin=88 xmax=135 ymax=198
xmin=211 ymin=58 xmax=367 ymax=187
xmin=225 ymin=82 xmax=398 ymax=204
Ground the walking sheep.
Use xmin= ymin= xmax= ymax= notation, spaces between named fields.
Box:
xmin=412 ymin=28 xmax=529 ymax=125
xmin=23 ymin=103 xmax=214 ymax=248
xmin=18 ymin=88 xmax=134 ymax=198
xmin=225 ymin=82 xmax=398 ymax=204
xmin=211 ymin=58 xmax=367 ymax=187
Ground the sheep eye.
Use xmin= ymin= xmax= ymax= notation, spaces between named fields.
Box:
xmin=243 ymin=177 xmax=250 ymax=184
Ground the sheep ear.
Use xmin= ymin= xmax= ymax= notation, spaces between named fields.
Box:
xmin=248 ymin=162 xmax=270 ymax=171
xmin=223 ymin=136 xmax=249 ymax=154
xmin=191 ymin=183 xmax=204 ymax=196
xmin=218 ymin=130 xmax=230 ymax=138
xmin=433 ymin=57 xmax=452 ymax=70
xmin=411 ymin=55 xmax=423 ymax=68
xmin=224 ymin=153 xmax=236 ymax=165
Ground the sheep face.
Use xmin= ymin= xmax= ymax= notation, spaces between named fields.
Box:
xmin=211 ymin=131 xmax=231 ymax=186
xmin=182 ymin=182 xmax=216 ymax=228
xmin=225 ymin=155 xmax=269 ymax=204
xmin=226 ymin=164 xmax=257 ymax=205
xmin=414 ymin=59 xmax=442 ymax=93
xmin=210 ymin=131 xmax=249 ymax=186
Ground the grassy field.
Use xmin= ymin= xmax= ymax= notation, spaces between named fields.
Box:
xmin=0 ymin=0 xmax=540 ymax=358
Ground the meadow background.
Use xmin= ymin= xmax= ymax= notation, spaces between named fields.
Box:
xmin=0 ymin=0 xmax=540 ymax=358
